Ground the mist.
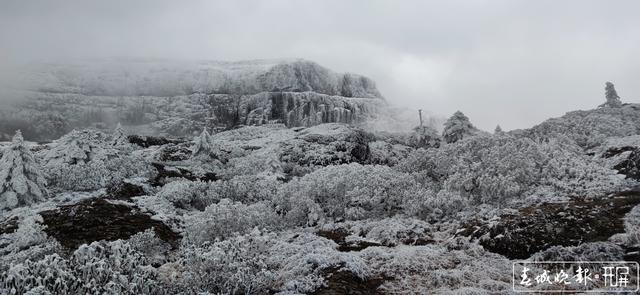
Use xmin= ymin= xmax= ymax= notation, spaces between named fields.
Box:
xmin=2 ymin=0 xmax=640 ymax=130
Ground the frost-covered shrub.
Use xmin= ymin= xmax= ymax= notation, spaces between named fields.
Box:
xmin=41 ymin=129 xmax=119 ymax=166
xmin=0 ymin=215 xmax=60 ymax=273
xmin=279 ymin=124 xmax=373 ymax=167
xmin=156 ymin=180 xmax=215 ymax=210
xmin=45 ymin=155 xmax=154 ymax=192
xmin=2 ymin=240 xmax=165 ymax=295
xmin=530 ymin=242 xmax=624 ymax=262
xmin=521 ymin=104 xmax=640 ymax=149
xmin=0 ymin=131 xmax=48 ymax=210
xmin=403 ymin=189 xmax=469 ymax=222
xmin=398 ymin=135 xmax=622 ymax=205
xmin=367 ymin=140 xmax=413 ymax=166
xmin=610 ymin=205 xmax=640 ymax=247
xmin=358 ymin=242 xmax=512 ymax=294
xmin=221 ymin=152 xmax=284 ymax=179
xmin=184 ymin=199 xmax=282 ymax=244
xmin=268 ymin=232 xmax=371 ymax=294
xmin=275 ymin=163 xmax=421 ymax=225
xmin=40 ymin=129 xmax=154 ymax=192
xmin=214 ymin=174 xmax=282 ymax=203
xmin=178 ymin=229 xmax=278 ymax=294
xmin=127 ymin=229 xmax=171 ymax=267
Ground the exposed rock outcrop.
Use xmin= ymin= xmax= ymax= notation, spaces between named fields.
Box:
xmin=310 ymin=264 xmax=387 ymax=295
xmin=613 ymin=148 xmax=640 ymax=181
xmin=39 ymin=198 xmax=180 ymax=249
xmin=460 ymin=188 xmax=640 ymax=259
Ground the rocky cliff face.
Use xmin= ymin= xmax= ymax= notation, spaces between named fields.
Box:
xmin=2 ymin=59 xmax=386 ymax=140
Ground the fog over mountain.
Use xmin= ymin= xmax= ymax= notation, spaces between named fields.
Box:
xmin=2 ymin=0 xmax=640 ymax=130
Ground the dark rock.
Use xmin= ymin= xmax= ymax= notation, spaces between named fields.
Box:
xmin=613 ymin=148 xmax=640 ymax=180
xmin=602 ymin=146 xmax=637 ymax=158
xmin=311 ymin=264 xmax=387 ymax=295
xmin=157 ymin=144 xmax=192 ymax=161
xmin=623 ymin=246 xmax=640 ymax=263
xmin=0 ymin=216 xmax=19 ymax=235
xmin=150 ymin=162 xmax=217 ymax=186
xmin=317 ymin=225 xmax=433 ymax=252
xmin=460 ymin=189 xmax=640 ymax=259
xmin=39 ymin=198 xmax=180 ymax=249
xmin=128 ymin=134 xmax=185 ymax=148
xmin=105 ymin=182 xmax=146 ymax=200
xmin=317 ymin=228 xmax=382 ymax=252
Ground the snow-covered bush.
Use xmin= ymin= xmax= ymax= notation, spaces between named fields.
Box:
xmin=2 ymin=240 xmax=164 ymax=295
xmin=0 ymin=215 xmax=60 ymax=273
xmin=268 ymin=232 xmax=371 ymax=293
xmin=126 ymin=229 xmax=171 ymax=267
xmin=0 ymin=131 xmax=48 ymax=210
xmin=359 ymin=242 xmax=512 ymax=294
xmin=45 ymin=155 xmax=154 ymax=192
xmin=221 ymin=152 xmax=284 ymax=179
xmin=213 ymin=174 xmax=282 ymax=203
xmin=156 ymin=180 xmax=215 ymax=210
xmin=184 ymin=199 xmax=282 ymax=244
xmin=367 ymin=140 xmax=413 ymax=166
xmin=398 ymin=134 xmax=622 ymax=205
xmin=178 ymin=229 xmax=278 ymax=294
xmin=530 ymin=242 xmax=624 ymax=262
xmin=521 ymin=104 xmax=640 ymax=149
xmin=275 ymin=163 xmax=421 ymax=225
xmin=40 ymin=129 xmax=154 ymax=192
xmin=403 ymin=189 xmax=469 ymax=221
xmin=41 ymin=129 xmax=118 ymax=166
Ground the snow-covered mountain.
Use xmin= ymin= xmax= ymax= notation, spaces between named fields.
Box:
xmin=1 ymin=59 xmax=387 ymax=141
xmin=19 ymin=58 xmax=383 ymax=98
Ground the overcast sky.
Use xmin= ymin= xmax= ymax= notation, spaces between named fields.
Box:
xmin=1 ymin=0 xmax=640 ymax=131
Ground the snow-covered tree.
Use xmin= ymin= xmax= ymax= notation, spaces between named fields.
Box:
xmin=600 ymin=81 xmax=622 ymax=108
xmin=442 ymin=111 xmax=475 ymax=143
xmin=191 ymin=127 xmax=215 ymax=159
xmin=111 ymin=122 xmax=130 ymax=148
xmin=0 ymin=130 xmax=48 ymax=210
xmin=42 ymin=129 xmax=117 ymax=166
xmin=409 ymin=125 xmax=441 ymax=148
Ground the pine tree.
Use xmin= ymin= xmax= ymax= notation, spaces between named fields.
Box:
xmin=111 ymin=123 xmax=129 ymax=147
xmin=191 ymin=127 xmax=215 ymax=159
xmin=0 ymin=130 xmax=48 ymax=210
xmin=494 ymin=125 xmax=503 ymax=134
xmin=601 ymin=81 xmax=622 ymax=108
xmin=442 ymin=111 xmax=476 ymax=144
xmin=410 ymin=125 xmax=441 ymax=148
